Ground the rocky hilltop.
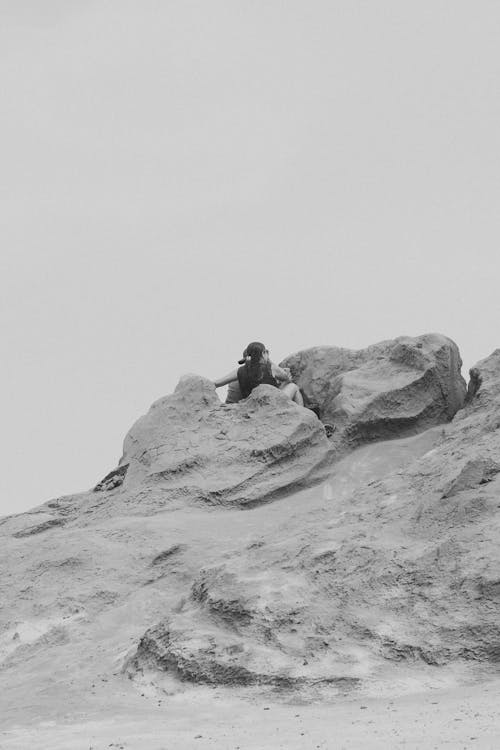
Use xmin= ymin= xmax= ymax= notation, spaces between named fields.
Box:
xmin=99 ymin=332 xmax=465 ymax=508
xmin=1 ymin=333 xmax=500 ymax=744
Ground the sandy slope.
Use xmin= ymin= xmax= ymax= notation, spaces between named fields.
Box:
xmin=1 ymin=425 xmax=500 ymax=748
xmin=1 ymin=678 xmax=500 ymax=749
xmin=2 ymin=342 xmax=500 ymax=748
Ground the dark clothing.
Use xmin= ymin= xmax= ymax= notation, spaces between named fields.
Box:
xmin=237 ymin=362 xmax=279 ymax=399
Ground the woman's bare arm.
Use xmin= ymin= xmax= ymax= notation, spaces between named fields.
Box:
xmin=213 ymin=368 xmax=238 ymax=388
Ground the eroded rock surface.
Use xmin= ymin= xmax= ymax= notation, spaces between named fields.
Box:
xmin=126 ymin=349 xmax=499 ymax=690
xmin=119 ymin=375 xmax=333 ymax=507
xmin=281 ymin=333 xmax=466 ymax=447
xmin=99 ymin=337 xmax=466 ymax=511
xmin=1 ymin=339 xmax=499 ymax=722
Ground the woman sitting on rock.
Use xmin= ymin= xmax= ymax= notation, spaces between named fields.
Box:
xmin=214 ymin=341 xmax=304 ymax=406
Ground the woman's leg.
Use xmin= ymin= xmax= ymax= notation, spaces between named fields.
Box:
xmin=280 ymin=382 xmax=304 ymax=406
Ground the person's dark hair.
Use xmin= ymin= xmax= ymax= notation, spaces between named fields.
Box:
xmin=245 ymin=341 xmax=267 ymax=381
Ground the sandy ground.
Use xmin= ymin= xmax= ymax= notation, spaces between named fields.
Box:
xmin=1 ymin=677 xmax=500 ymax=749
xmin=2 ymin=427 xmax=500 ymax=749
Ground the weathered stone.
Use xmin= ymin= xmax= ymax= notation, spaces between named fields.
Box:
xmin=281 ymin=333 xmax=466 ymax=447
xmin=442 ymin=458 xmax=500 ymax=498
xmin=94 ymin=463 xmax=129 ymax=492
xmin=12 ymin=518 xmax=66 ymax=538
xmin=120 ymin=375 xmax=333 ymax=507
xmin=3 ymin=339 xmax=500 ymax=718
xmin=463 ymin=349 xmax=500 ymax=407
xmin=125 ymin=348 xmax=500 ymax=689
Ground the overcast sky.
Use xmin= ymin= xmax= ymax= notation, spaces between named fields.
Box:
xmin=1 ymin=1 xmax=499 ymax=517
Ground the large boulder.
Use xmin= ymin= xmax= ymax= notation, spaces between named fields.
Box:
xmin=465 ymin=348 xmax=500 ymax=407
xmin=1 ymin=343 xmax=499 ymax=733
xmin=281 ymin=333 xmax=466 ymax=447
xmin=119 ymin=375 xmax=332 ymax=507
xmin=126 ymin=349 xmax=500 ymax=691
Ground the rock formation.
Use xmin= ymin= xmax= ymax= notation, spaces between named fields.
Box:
xmin=1 ymin=335 xmax=499 ymax=733
xmin=125 ymin=344 xmax=499 ymax=689
xmin=281 ymin=333 xmax=466 ymax=447
xmin=118 ymin=374 xmax=333 ymax=507
xmin=92 ymin=335 xmax=466 ymax=511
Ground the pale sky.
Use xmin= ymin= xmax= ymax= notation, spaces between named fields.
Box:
xmin=1 ymin=1 xmax=499 ymax=517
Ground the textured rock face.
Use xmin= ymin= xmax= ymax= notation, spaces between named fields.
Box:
xmin=281 ymin=334 xmax=466 ymax=447
xmin=126 ymin=349 xmax=499 ymax=689
xmin=2 ymin=338 xmax=500 ymax=727
xmin=120 ymin=375 xmax=332 ymax=507
xmin=111 ymin=335 xmax=466 ymax=509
